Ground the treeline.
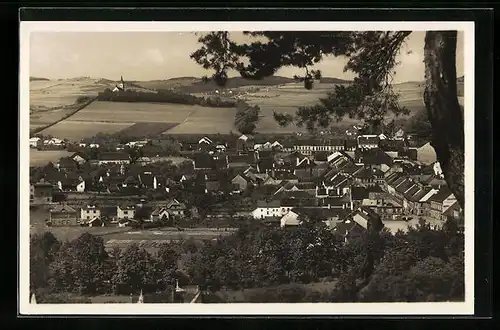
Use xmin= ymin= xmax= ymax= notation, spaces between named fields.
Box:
xmin=185 ymin=218 xmax=465 ymax=302
xmin=30 ymin=232 xmax=196 ymax=302
xmin=97 ymin=89 xmax=237 ymax=108
xmin=30 ymin=218 xmax=464 ymax=303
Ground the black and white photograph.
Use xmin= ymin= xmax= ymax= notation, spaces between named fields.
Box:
xmin=19 ymin=21 xmax=474 ymax=315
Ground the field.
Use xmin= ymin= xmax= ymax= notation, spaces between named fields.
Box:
xmin=41 ymin=121 xmax=134 ymax=141
xmin=30 ymin=150 xmax=73 ymax=167
xmin=31 ymin=76 xmax=465 ymax=140
xmin=30 ymin=207 xmax=236 ymax=248
xmin=115 ymin=122 xmax=179 ymax=137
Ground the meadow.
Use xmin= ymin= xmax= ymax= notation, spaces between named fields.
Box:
xmin=30 ymin=150 xmax=73 ymax=167
xmin=41 ymin=120 xmax=134 ymax=141
xmin=30 ymin=76 xmax=463 ymax=140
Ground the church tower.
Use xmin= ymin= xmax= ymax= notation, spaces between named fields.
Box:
xmin=118 ymin=75 xmax=125 ymax=91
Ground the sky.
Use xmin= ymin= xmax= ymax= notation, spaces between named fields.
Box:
xmin=30 ymin=31 xmax=464 ymax=83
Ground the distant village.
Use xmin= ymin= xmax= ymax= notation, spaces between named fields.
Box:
xmin=29 ymin=122 xmax=463 ymax=239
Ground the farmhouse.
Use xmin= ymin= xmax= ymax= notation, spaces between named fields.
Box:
xmin=49 ymin=205 xmax=78 ymax=226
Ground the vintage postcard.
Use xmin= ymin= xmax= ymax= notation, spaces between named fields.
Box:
xmin=19 ymin=21 xmax=474 ymax=315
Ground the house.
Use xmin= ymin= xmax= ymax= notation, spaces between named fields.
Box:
xmin=95 ymin=152 xmax=131 ymax=165
xmin=59 ymin=178 xmax=86 ymax=193
xmin=442 ymin=201 xmax=463 ymax=224
xmin=280 ymin=207 xmax=349 ymax=229
xmin=228 ymin=154 xmax=253 ymax=169
xmin=80 ymin=205 xmax=101 ymax=223
xmin=357 ymin=148 xmax=393 ymax=172
xmin=427 ymin=186 xmax=457 ymax=221
xmin=351 ymin=207 xmax=384 ymax=232
xmin=30 ymin=179 xmax=53 ymax=204
xmin=251 ymin=200 xmax=292 ymax=219
xmin=357 ymin=135 xmax=380 ymax=149
xmin=150 ymin=207 xmax=170 ymax=223
xmin=117 ymin=205 xmax=136 ymax=220
xmin=193 ymin=152 xmax=214 ymax=170
xmin=49 ymin=205 xmax=78 ymax=226
xmin=198 ymin=136 xmax=213 ymax=151
xmin=166 ymin=198 xmax=187 ymax=218
xmin=333 ymin=218 xmax=366 ymax=243
xmin=236 ymin=134 xmax=255 ymax=153
xmin=70 ymin=151 xmax=89 ymax=165
xmin=29 ymin=137 xmax=41 ymax=148
xmin=43 ymin=137 xmax=65 ymax=147
xmin=409 ymin=141 xmax=437 ymax=164
xmin=231 ymin=174 xmax=249 ymax=192
xmin=55 ymin=158 xmax=77 ymax=173
xmin=293 ymin=138 xmax=347 ymax=155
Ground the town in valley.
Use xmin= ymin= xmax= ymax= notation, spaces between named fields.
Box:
xmin=27 ymin=30 xmax=465 ymax=305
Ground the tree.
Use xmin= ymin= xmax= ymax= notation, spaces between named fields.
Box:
xmin=112 ymin=244 xmax=156 ymax=294
xmin=191 ymin=31 xmax=464 ymax=207
xmin=235 ymin=103 xmax=261 ymax=134
xmin=154 ymin=244 xmax=180 ymax=290
xmin=48 ymin=233 xmax=110 ymax=294
xmin=30 ymin=232 xmax=61 ymax=291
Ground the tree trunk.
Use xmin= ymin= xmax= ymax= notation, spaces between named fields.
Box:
xmin=423 ymin=31 xmax=465 ymax=208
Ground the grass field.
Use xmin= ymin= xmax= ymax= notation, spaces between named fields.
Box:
xmin=116 ymin=122 xmax=179 ymax=137
xmin=30 ymin=77 xmax=464 ymax=139
xmin=70 ymin=101 xmax=197 ymax=123
xmin=30 ymin=150 xmax=73 ymax=167
xmin=41 ymin=120 xmax=134 ymax=141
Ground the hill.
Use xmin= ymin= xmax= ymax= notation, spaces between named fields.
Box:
xmin=30 ymin=77 xmax=50 ymax=81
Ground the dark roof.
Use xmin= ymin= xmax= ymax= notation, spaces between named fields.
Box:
xmin=358 ymin=135 xmax=380 ymax=145
xmin=281 ymin=198 xmax=318 ymax=207
xmin=273 ymin=172 xmax=298 ymax=181
xmin=58 ymin=157 xmax=77 ymax=168
xmin=361 ymin=148 xmax=393 ymax=166
xmin=99 ymin=152 xmax=130 ymax=161
xmin=354 ymin=167 xmax=376 ymax=180
xmin=351 ymin=186 xmax=369 ymax=200
xmin=292 ymin=207 xmax=349 ymax=220
xmin=428 ymin=186 xmax=453 ymax=203
xmin=71 ymin=151 xmax=90 ymax=161
xmin=314 ymin=151 xmax=329 ymax=162
xmin=379 ymin=139 xmax=407 ymax=152
xmin=395 ymin=178 xmax=415 ymax=194
xmin=257 ymin=158 xmax=274 ymax=173
xmin=194 ymin=152 xmax=214 ymax=169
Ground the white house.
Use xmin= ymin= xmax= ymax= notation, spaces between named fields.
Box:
xmin=29 ymin=137 xmax=41 ymax=148
xmin=80 ymin=205 xmax=101 ymax=222
xmin=251 ymin=200 xmax=292 ymax=219
xmin=433 ymin=161 xmax=444 ymax=178
xmin=43 ymin=138 xmax=64 ymax=146
xmin=117 ymin=205 xmax=135 ymax=220
xmin=280 ymin=210 xmax=302 ymax=228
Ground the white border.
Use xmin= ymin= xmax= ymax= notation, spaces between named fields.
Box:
xmin=19 ymin=21 xmax=475 ymax=316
